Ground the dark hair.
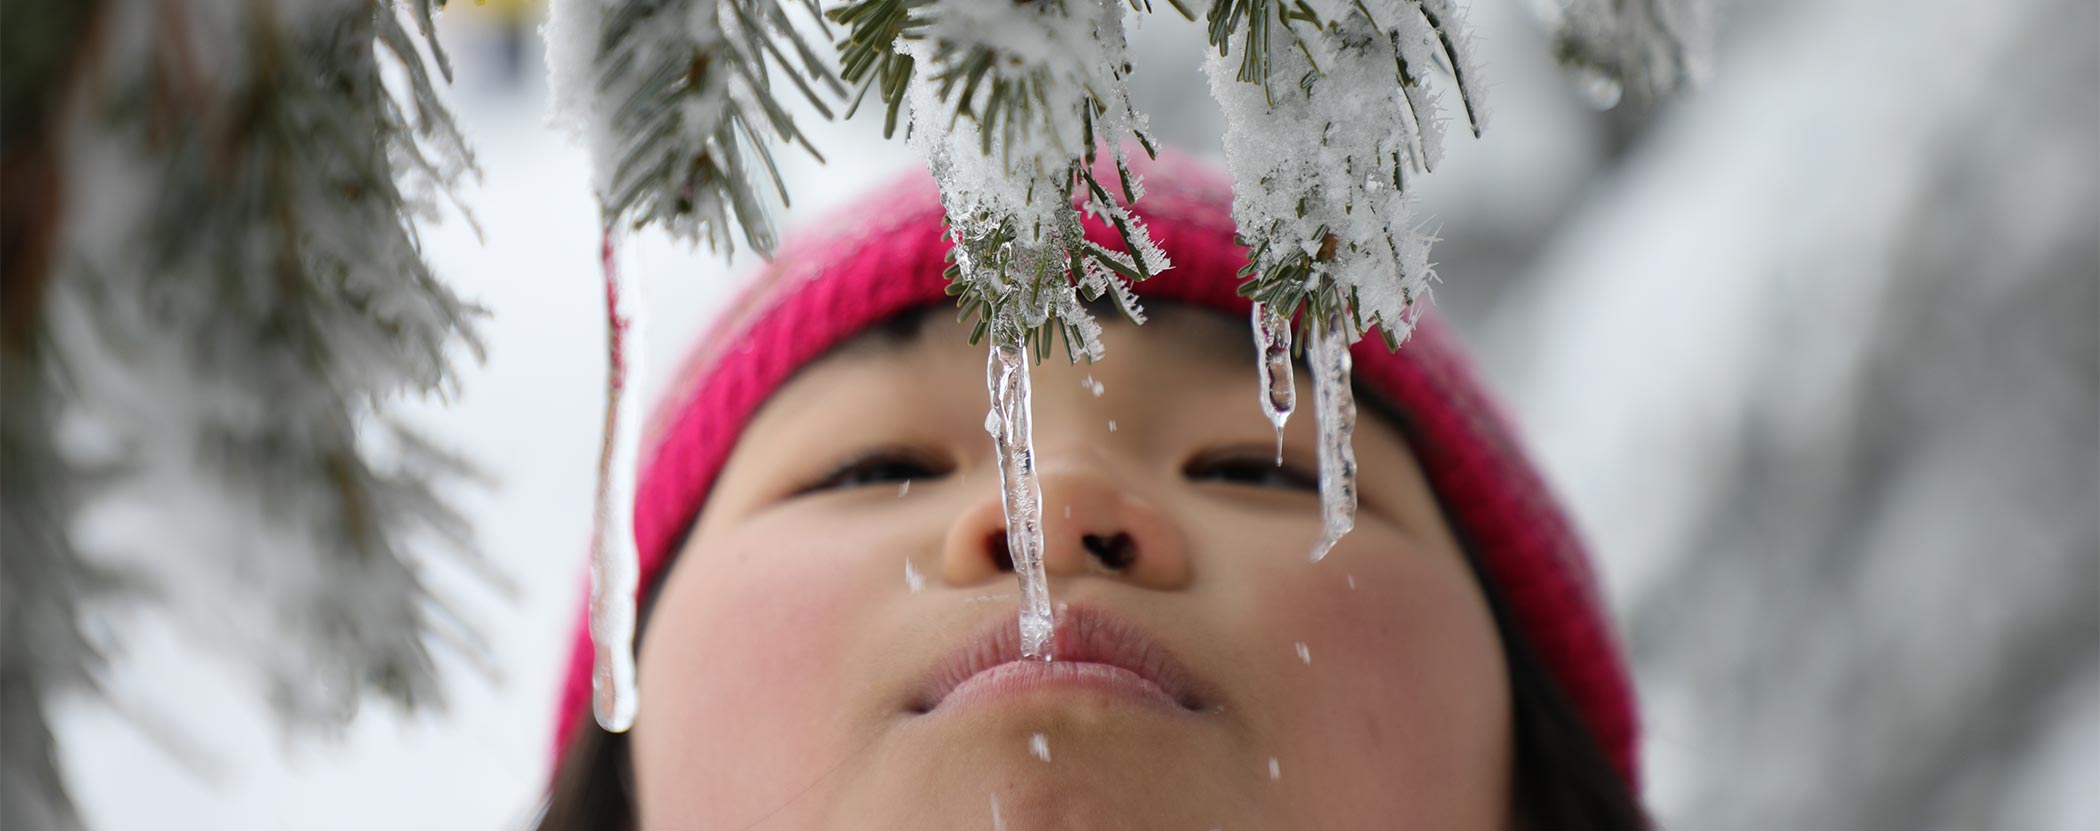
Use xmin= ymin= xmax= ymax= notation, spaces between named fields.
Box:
xmin=533 ymin=307 xmax=1646 ymax=830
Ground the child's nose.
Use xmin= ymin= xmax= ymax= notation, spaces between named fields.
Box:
xmin=937 ymin=465 xmax=1191 ymax=591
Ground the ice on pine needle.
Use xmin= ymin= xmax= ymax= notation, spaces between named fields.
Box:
xmin=588 ymin=229 xmax=643 ymax=732
xmin=1251 ymin=303 xmax=1295 ymax=464
xmin=1205 ymin=1 xmax=1485 ymax=562
xmin=1307 ymin=317 xmax=1359 ymax=563
xmin=987 ymin=343 xmax=1056 ymax=659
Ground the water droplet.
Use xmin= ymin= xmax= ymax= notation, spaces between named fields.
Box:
xmin=1251 ymin=304 xmax=1296 ymax=465
xmin=1268 ymin=757 xmax=1281 ymax=780
xmin=905 ymin=559 xmax=925 ymax=594
xmin=1030 ymin=733 xmax=1051 ymax=762
xmin=1346 ymin=574 xmax=1357 ymax=590
xmin=1578 ymin=66 xmax=1624 ymax=110
xmin=1107 ymin=419 xmax=1117 ymax=432
xmin=990 ymin=794 xmax=1006 ymax=831
xmin=1294 ymin=642 xmax=1311 ymax=665
xmin=898 ymin=479 xmax=912 ymax=497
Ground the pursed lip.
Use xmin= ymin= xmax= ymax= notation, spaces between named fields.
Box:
xmin=909 ymin=604 xmax=1216 ymax=716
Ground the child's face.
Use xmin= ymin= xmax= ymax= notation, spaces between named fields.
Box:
xmin=631 ymin=307 xmax=1513 ymax=829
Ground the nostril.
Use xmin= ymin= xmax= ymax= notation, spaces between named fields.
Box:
xmin=1081 ymin=532 xmax=1136 ymax=571
xmin=986 ymin=530 xmax=1014 ymax=572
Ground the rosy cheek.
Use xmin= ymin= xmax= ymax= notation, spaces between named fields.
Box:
xmin=633 ymin=529 xmax=870 ymax=826
xmin=1240 ymin=535 xmax=1511 ymax=825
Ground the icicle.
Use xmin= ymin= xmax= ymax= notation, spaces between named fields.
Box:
xmin=1306 ymin=314 xmax=1358 ymax=563
xmin=1251 ymin=303 xmax=1295 ymax=464
xmin=987 ymin=342 xmax=1055 ymax=658
xmin=588 ymin=227 xmax=642 ymax=732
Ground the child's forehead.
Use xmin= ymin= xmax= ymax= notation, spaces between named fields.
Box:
xmin=828 ymin=301 xmax=1263 ymax=373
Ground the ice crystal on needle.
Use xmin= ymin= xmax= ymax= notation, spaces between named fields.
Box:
xmin=902 ymin=0 xmax=1169 ymax=656
xmin=1207 ymin=0 xmax=1483 ymax=560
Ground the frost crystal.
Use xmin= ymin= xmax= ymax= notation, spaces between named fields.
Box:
xmin=588 ymin=229 xmax=643 ymax=732
xmin=987 ymin=344 xmax=1055 ymax=658
xmin=1251 ymin=303 xmax=1295 ymax=464
xmin=1206 ymin=1 xmax=1478 ymax=561
xmin=1205 ymin=1 xmax=1468 ymax=352
xmin=1306 ymin=317 xmax=1359 ymax=563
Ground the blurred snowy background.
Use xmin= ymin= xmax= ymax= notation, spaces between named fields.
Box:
xmin=44 ymin=0 xmax=2096 ymax=828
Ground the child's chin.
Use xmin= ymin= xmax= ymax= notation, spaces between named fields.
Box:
xmin=818 ymin=709 xmax=1266 ymax=829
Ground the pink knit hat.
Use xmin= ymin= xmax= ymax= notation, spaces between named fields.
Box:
xmin=552 ymin=152 xmax=1640 ymax=789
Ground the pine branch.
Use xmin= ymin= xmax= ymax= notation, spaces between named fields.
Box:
xmin=1548 ymin=0 xmax=1704 ymax=108
xmin=1206 ymin=0 xmax=1483 ymax=353
xmin=557 ymin=0 xmax=840 ymax=257
xmin=895 ymin=0 xmax=1169 ymax=362
xmin=5 ymin=1 xmax=488 ymax=823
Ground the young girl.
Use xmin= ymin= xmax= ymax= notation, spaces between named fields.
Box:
xmin=536 ymin=153 xmax=1644 ymax=829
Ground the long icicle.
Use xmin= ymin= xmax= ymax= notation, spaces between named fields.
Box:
xmin=1251 ymin=302 xmax=1296 ymax=464
xmin=987 ymin=339 xmax=1055 ymax=658
xmin=1307 ymin=312 xmax=1358 ymax=562
xmin=589 ymin=226 xmax=642 ymax=731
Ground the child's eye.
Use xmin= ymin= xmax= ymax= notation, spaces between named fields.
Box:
xmin=1183 ymin=450 xmax=1319 ymax=492
xmin=798 ymin=448 xmax=950 ymax=494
